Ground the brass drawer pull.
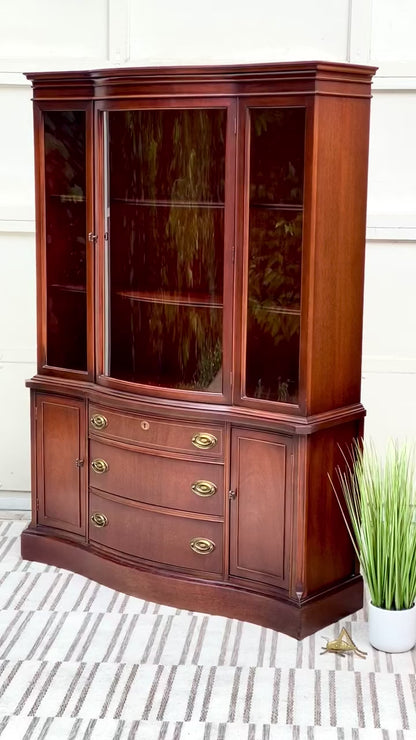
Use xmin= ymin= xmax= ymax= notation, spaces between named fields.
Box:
xmin=90 ymin=414 xmax=108 ymax=431
xmin=189 ymin=537 xmax=215 ymax=555
xmin=191 ymin=480 xmax=217 ymax=497
xmin=91 ymin=458 xmax=109 ymax=474
xmin=191 ymin=432 xmax=217 ymax=450
xmin=90 ymin=512 xmax=108 ymax=528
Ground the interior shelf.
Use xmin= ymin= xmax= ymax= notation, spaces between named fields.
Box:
xmin=116 ymin=289 xmax=223 ymax=309
xmin=250 ymin=202 xmax=303 ymax=211
xmin=249 ymin=300 xmax=301 ymax=316
xmin=50 ymin=284 xmax=86 ymax=294
xmin=111 ymin=197 xmax=225 ymax=209
xmin=49 ymin=194 xmax=86 ymax=203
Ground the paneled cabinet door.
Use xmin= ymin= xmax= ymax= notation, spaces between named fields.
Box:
xmin=35 ymin=394 xmax=86 ymax=535
xmin=229 ymin=429 xmax=293 ymax=588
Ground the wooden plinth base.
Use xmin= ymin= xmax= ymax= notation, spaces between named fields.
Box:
xmin=21 ymin=528 xmax=363 ymax=640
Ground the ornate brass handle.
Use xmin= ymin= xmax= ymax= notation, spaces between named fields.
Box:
xmin=191 ymin=432 xmax=218 ymax=450
xmin=90 ymin=512 xmax=108 ymax=528
xmin=90 ymin=414 xmax=108 ymax=431
xmin=191 ymin=480 xmax=217 ymax=497
xmin=91 ymin=458 xmax=109 ymax=474
xmin=189 ymin=537 xmax=215 ymax=555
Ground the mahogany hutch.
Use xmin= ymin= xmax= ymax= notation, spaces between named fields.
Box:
xmin=22 ymin=61 xmax=376 ymax=638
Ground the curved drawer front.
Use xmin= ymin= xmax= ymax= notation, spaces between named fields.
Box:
xmin=89 ymin=406 xmax=224 ymax=458
xmin=89 ymin=440 xmax=224 ymax=515
xmin=89 ymin=491 xmax=223 ymax=575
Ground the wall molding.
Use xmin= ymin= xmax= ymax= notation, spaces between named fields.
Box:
xmin=0 ymin=348 xmax=36 ymax=364
xmin=363 ymin=355 xmax=416 ymax=374
xmin=366 ymin=214 xmax=416 ymax=242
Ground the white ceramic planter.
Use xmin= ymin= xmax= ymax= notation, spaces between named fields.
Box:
xmin=368 ymin=602 xmax=416 ymax=652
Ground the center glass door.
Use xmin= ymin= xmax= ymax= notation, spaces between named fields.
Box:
xmin=101 ymin=102 xmax=234 ymax=400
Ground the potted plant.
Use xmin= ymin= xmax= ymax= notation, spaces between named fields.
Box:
xmin=331 ymin=440 xmax=416 ymax=652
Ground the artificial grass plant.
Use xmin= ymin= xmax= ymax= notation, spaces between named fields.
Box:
xmin=331 ymin=440 xmax=416 ymax=611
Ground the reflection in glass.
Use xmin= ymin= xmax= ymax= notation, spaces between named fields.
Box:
xmin=44 ymin=110 xmax=87 ymax=370
xmin=106 ymin=109 xmax=226 ymax=391
xmin=245 ymin=108 xmax=305 ymax=403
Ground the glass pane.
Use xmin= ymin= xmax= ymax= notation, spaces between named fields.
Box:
xmin=245 ymin=108 xmax=305 ymax=404
xmin=106 ymin=109 xmax=226 ymax=391
xmin=44 ymin=110 xmax=87 ymax=371
xmin=249 ymin=108 xmax=305 ymax=205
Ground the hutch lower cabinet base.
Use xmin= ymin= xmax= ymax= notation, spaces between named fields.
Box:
xmin=22 ymin=61 xmax=375 ymax=639
xmin=22 ymin=387 xmax=364 ymax=639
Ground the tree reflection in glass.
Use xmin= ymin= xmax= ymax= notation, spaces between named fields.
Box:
xmin=107 ymin=109 xmax=226 ymax=392
xmin=245 ymin=108 xmax=305 ymax=403
xmin=44 ymin=110 xmax=87 ymax=371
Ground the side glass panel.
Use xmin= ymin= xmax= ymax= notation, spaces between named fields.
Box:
xmin=44 ymin=110 xmax=87 ymax=371
xmin=105 ymin=108 xmax=226 ymax=392
xmin=245 ymin=108 xmax=305 ymax=404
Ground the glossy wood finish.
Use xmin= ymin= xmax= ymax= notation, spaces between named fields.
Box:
xmin=89 ymin=490 xmax=224 ymax=576
xmin=35 ymin=394 xmax=86 ymax=535
xmin=89 ymin=439 xmax=224 ymax=516
xmin=23 ymin=62 xmax=376 ymax=639
xmin=89 ymin=404 xmax=224 ymax=457
xmin=229 ymin=429 xmax=292 ymax=587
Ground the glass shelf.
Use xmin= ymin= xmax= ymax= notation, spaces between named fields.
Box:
xmin=49 ymin=194 xmax=86 ymax=203
xmin=50 ymin=284 xmax=86 ymax=294
xmin=111 ymin=197 xmax=224 ymax=209
xmin=250 ymin=202 xmax=303 ymax=211
xmin=117 ymin=290 xmax=223 ymax=309
xmin=248 ymin=300 xmax=300 ymax=316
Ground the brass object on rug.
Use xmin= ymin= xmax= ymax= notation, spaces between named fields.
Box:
xmin=321 ymin=627 xmax=367 ymax=658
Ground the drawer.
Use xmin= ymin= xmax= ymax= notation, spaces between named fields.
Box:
xmin=90 ymin=440 xmax=224 ymax=516
xmin=89 ymin=406 xmax=224 ymax=458
xmin=89 ymin=491 xmax=223 ymax=575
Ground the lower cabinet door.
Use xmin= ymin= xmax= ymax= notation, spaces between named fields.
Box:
xmin=35 ymin=394 xmax=86 ymax=535
xmin=229 ymin=429 xmax=293 ymax=588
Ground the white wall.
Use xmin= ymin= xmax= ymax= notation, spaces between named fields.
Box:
xmin=0 ymin=0 xmax=415 ymax=507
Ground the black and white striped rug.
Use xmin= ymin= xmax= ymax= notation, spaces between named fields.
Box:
xmin=0 ymin=519 xmax=415 ymax=739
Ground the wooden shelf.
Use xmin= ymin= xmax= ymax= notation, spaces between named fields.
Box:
xmin=117 ymin=289 xmax=223 ymax=309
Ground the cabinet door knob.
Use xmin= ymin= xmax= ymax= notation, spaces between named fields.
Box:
xmin=91 ymin=458 xmax=109 ymax=474
xmin=90 ymin=512 xmax=108 ymax=528
xmin=191 ymin=480 xmax=217 ymax=497
xmin=189 ymin=537 xmax=215 ymax=555
xmin=90 ymin=414 xmax=108 ymax=431
xmin=191 ymin=432 xmax=217 ymax=450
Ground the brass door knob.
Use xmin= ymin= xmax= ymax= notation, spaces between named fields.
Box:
xmin=90 ymin=414 xmax=108 ymax=431
xmin=191 ymin=432 xmax=217 ymax=450
xmin=189 ymin=537 xmax=215 ymax=555
xmin=90 ymin=512 xmax=108 ymax=528
xmin=191 ymin=480 xmax=217 ymax=497
xmin=91 ymin=458 xmax=109 ymax=474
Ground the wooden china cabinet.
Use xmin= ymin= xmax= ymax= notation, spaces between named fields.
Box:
xmin=22 ymin=62 xmax=376 ymax=638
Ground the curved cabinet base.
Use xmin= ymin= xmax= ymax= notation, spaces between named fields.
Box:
xmin=21 ymin=528 xmax=363 ymax=640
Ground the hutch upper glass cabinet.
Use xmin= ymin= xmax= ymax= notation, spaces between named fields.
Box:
xmin=23 ymin=62 xmax=376 ymax=638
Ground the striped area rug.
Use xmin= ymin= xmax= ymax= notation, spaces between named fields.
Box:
xmin=0 ymin=519 xmax=415 ymax=739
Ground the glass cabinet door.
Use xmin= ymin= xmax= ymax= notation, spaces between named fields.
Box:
xmin=42 ymin=108 xmax=91 ymax=373
xmin=103 ymin=106 xmax=229 ymax=396
xmin=244 ymin=107 xmax=305 ymax=405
